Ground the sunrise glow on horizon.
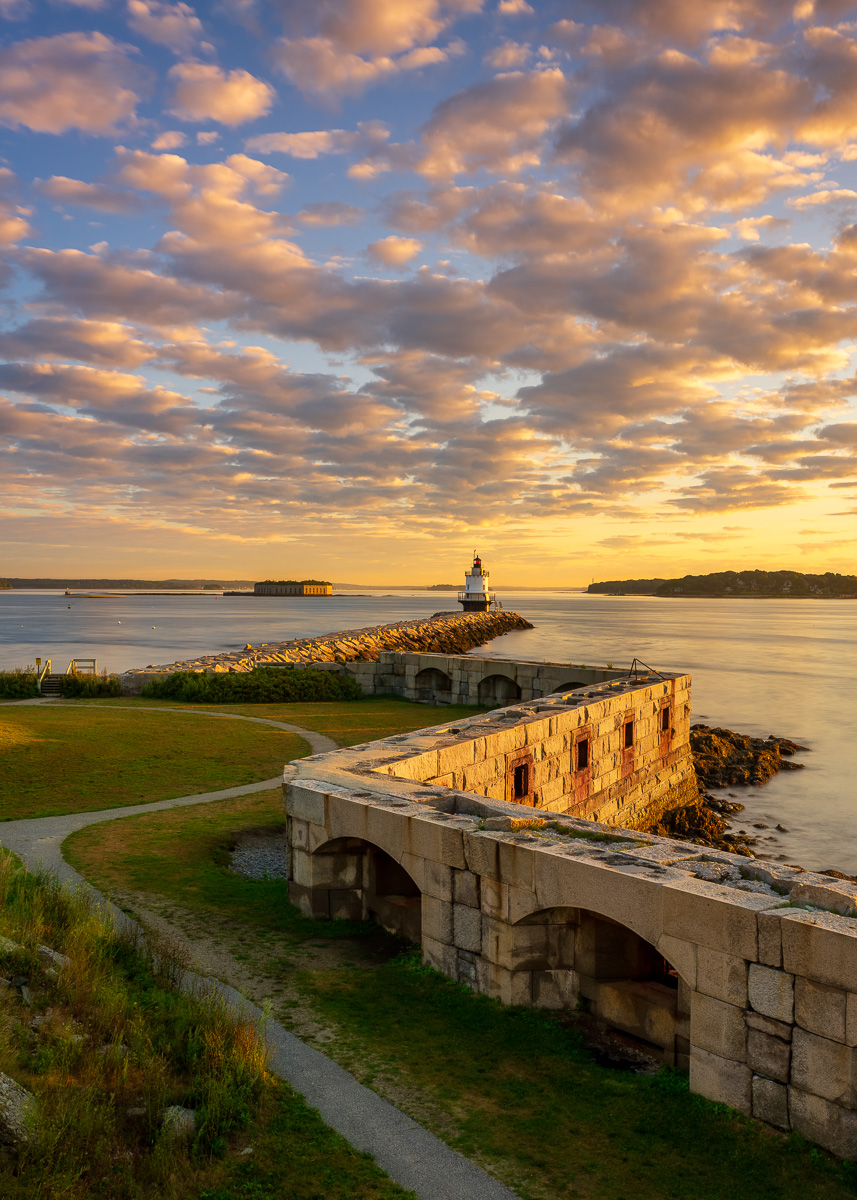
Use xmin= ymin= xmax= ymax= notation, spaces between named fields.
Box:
xmin=1 ymin=0 xmax=856 ymax=585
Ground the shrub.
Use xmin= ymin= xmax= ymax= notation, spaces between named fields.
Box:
xmin=58 ymin=672 xmax=122 ymax=698
xmin=0 ymin=668 xmax=39 ymax=699
xmin=140 ymin=666 xmax=362 ymax=703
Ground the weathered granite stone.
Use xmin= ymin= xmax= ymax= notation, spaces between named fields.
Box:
xmin=0 ymin=1072 xmax=36 ymax=1145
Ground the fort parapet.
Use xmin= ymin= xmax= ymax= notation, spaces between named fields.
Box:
xmin=283 ymin=665 xmax=857 ymax=1160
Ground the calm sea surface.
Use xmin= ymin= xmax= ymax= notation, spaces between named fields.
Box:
xmin=1 ymin=589 xmax=854 ymax=872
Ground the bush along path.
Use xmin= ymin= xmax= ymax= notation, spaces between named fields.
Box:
xmin=0 ymin=702 xmax=520 ymax=1200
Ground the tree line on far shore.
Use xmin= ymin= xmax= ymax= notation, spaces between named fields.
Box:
xmin=588 ymin=569 xmax=857 ymax=597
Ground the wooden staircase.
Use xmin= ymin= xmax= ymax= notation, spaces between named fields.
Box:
xmin=39 ymin=674 xmax=63 ymax=697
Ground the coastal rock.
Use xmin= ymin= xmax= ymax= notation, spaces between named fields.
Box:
xmin=690 ymin=724 xmax=808 ymax=789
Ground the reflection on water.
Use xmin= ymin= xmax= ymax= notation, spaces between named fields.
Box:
xmin=1 ymin=590 xmax=854 ymax=872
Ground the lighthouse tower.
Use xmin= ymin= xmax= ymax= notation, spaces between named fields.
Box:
xmin=458 ymin=551 xmax=496 ymax=612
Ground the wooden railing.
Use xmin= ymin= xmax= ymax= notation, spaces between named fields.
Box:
xmin=36 ymin=659 xmax=51 ymax=695
xmin=66 ymin=658 xmax=97 ymax=675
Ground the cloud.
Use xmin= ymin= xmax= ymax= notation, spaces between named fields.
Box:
xmin=497 ymin=0 xmax=532 ymax=14
xmin=297 ymin=201 xmax=363 ymax=226
xmin=126 ymin=0 xmax=203 ymax=52
xmin=788 ymin=188 xmax=857 ymax=209
xmin=35 ymin=175 xmax=144 ymax=214
xmin=151 ymin=130 xmax=187 ymax=149
xmin=0 ymin=317 xmax=155 ymax=366
xmin=271 ymin=0 xmax=478 ymax=97
xmin=484 ymin=40 xmax=531 ymax=69
xmin=367 ymin=235 xmax=423 ymax=266
xmin=167 ymin=62 xmax=275 ymax=125
xmin=416 ymin=68 xmax=568 ymax=179
xmin=245 ymin=120 xmax=389 ymax=160
xmin=0 ymin=32 xmax=145 ymax=134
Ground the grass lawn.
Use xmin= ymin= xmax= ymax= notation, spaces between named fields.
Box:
xmin=0 ymin=708 xmax=307 ymax=820
xmin=66 ymin=789 xmax=857 ymax=1200
xmin=65 ymin=789 xmax=372 ymax=945
xmin=76 ymin=695 xmax=487 ymax=745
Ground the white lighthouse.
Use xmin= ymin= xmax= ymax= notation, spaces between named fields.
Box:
xmin=458 ymin=551 xmax=496 ymax=612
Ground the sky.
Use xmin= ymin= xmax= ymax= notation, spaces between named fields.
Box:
xmin=1 ymin=0 xmax=856 ymax=586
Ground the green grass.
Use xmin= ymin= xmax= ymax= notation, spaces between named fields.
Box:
xmin=65 ymin=789 xmax=374 ymax=945
xmin=0 ymin=850 xmax=412 ymax=1200
xmin=0 ymin=708 xmax=307 ymax=820
xmin=297 ymin=952 xmax=857 ymax=1200
xmin=70 ymin=695 xmax=487 ymax=746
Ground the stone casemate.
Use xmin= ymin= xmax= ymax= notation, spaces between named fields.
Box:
xmin=458 ymin=552 xmax=495 ymax=612
xmin=283 ymin=671 xmax=857 ymax=1161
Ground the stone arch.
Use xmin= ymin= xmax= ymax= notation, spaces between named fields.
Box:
xmin=414 ymin=666 xmax=452 ymax=703
xmin=503 ymin=904 xmax=691 ymax=1066
xmin=551 ymin=681 xmax=585 ymax=694
xmin=478 ymin=673 xmax=522 ymax=705
xmin=306 ymin=836 xmax=422 ymax=943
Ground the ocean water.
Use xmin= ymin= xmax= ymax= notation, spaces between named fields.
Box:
xmin=1 ymin=588 xmax=854 ymax=872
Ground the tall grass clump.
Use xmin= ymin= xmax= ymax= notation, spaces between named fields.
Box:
xmin=0 ymin=669 xmax=38 ymax=699
xmin=58 ymin=671 xmax=121 ymax=698
xmin=141 ymin=666 xmax=362 ymax=703
xmin=0 ymin=850 xmax=269 ymax=1199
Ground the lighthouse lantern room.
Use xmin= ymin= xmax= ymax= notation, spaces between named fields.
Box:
xmin=458 ymin=551 xmax=497 ymax=612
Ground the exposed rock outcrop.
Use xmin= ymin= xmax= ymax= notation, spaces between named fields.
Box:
xmin=647 ymin=725 xmax=810 ymax=857
xmin=690 ymin=724 xmax=807 ymax=789
xmin=122 ymin=610 xmax=533 ymax=684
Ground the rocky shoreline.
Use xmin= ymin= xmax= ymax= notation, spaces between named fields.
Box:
xmin=121 ymin=609 xmax=533 ymax=681
xmin=649 ymin=723 xmax=809 ymax=858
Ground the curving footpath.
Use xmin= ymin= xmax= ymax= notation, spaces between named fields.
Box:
xmin=0 ymin=700 xmax=521 ymax=1200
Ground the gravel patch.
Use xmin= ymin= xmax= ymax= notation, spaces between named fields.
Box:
xmin=229 ymin=837 xmax=290 ymax=880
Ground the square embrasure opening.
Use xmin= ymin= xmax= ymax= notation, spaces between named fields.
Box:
xmin=623 ymin=719 xmax=634 ymax=749
xmin=576 ymin=737 xmax=590 ymax=771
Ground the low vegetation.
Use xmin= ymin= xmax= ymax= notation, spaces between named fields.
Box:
xmin=0 ymin=708 xmax=306 ymax=821
xmin=140 ymin=666 xmax=362 ymax=704
xmin=58 ymin=672 xmax=122 ymax=698
xmin=0 ymin=671 xmax=38 ymax=700
xmin=0 ymin=850 xmax=412 ymax=1200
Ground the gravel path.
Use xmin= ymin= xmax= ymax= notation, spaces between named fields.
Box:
xmin=0 ymin=700 xmax=521 ymax=1200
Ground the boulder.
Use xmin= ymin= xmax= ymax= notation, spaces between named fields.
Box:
xmin=161 ymin=1105 xmax=196 ymax=1142
xmin=0 ymin=1072 xmax=37 ymax=1146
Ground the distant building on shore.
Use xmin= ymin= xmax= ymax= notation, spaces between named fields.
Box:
xmin=253 ymin=579 xmax=332 ymax=596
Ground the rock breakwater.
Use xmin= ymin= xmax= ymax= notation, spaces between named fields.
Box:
xmin=122 ymin=610 xmax=533 ymax=680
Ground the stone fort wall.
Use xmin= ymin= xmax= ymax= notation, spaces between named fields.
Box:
xmin=283 ymin=674 xmax=857 ymax=1161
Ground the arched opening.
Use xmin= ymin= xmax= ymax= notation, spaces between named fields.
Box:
xmin=573 ymin=909 xmax=689 ymax=1067
xmin=414 ymin=667 xmax=452 ymax=703
xmin=306 ymin=837 xmax=422 ymax=943
xmin=367 ymin=845 xmax=421 ymax=942
xmin=478 ymin=673 xmax=522 ymax=705
xmin=551 ymin=681 xmax=585 ymax=694
xmin=500 ymin=907 xmax=690 ymax=1067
